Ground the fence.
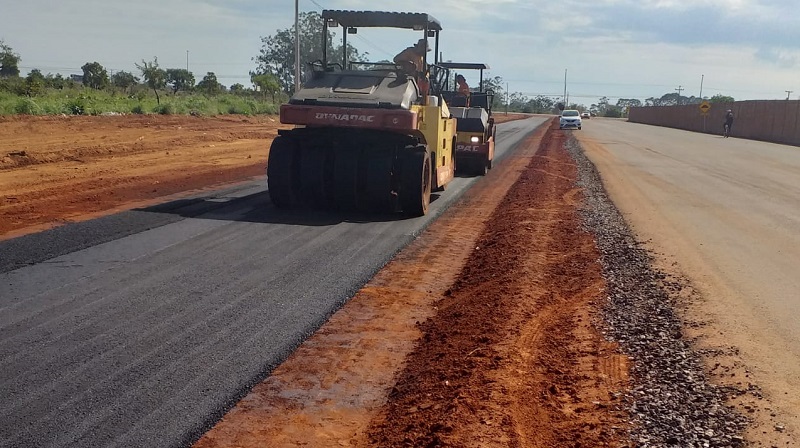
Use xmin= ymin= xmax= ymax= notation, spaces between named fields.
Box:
xmin=628 ymin=100 xmax=800 ymax=147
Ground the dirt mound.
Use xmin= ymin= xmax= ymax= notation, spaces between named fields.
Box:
xmin=366 ymin=121 xmax=631 ymax=447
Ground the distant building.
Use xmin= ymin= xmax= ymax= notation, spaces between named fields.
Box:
xmin=69 ymin=74 xmax=83 ymax=84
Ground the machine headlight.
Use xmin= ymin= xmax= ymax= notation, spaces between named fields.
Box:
xmin=470 ymin=136 xmax=480 ymax=143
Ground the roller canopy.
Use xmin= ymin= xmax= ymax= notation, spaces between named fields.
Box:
xmin=439 ymin=63 xmax=490 ymax=70
xmin=322 ymin=10 xmax=442 ymax=31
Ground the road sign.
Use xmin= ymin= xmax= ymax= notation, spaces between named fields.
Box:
xmin=699 ymin=100 xmax=711 ymax=115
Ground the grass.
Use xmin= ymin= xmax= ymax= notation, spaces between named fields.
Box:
xmin=0 ymin=87 xmax=281 ymax=116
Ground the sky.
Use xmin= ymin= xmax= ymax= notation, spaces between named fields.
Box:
xmin=2 ymin=0 xmax=799 ymax=106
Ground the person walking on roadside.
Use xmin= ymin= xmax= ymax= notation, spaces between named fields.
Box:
xmin=724 ymin=109 xmax=734 ymax=137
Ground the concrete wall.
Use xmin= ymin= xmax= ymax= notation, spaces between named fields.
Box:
xmin=628 ymin=100 xmax=800 ymax=147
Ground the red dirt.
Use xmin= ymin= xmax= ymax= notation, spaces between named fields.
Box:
xmin=0 ymin=114 xmax=287 ymax=239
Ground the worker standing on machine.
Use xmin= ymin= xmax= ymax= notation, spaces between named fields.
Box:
xmin=455 ymin=74 xmax=470 ymax=106
xmin=394 ymin=38 xmax=431 ymax=100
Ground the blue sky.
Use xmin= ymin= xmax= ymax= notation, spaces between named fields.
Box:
xmin=2 ymin=0 xmax=798 ymax=106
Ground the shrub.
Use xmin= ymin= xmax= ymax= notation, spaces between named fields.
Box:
xmin=65 ymin=97 xmax=86 ymax=115
xmin=14 ymin=98 xmax=41 ymax=115
xmin=154 ymin=103 xmax=174 ymax=115
xmin=184 ymin=96 xmax=211 ymax=116
xmin=131 ymin=104 xmax=145 ymax=114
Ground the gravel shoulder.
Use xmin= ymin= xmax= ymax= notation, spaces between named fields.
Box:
xmin=577 ymin=123 xmax=798 ymax=447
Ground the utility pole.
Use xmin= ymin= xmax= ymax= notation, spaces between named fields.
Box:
xmin=699 ymin=75 xmax=704 ymax=99
xmin=294 ymin=0 xmax=301 ymax=93
xmin=505 ymin=82 xmax=509 ymax=115
xmin=186 ymin=50 xmax=189 ymax=72
xmin=675 ymin=85 xmax=684 ymax=105
xmin=563 ymin=69 xmax=568 ymax=104
xmin=786 ymin=90 xmax=793 ymax=100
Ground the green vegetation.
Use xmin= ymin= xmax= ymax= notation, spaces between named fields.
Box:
xmin=0 ymin=42 xmax=284 ymax=116
xmin=0 ymin=84 xmax=279 ymax=116
xmin=644 ymin=92 xmax=735 ymax=107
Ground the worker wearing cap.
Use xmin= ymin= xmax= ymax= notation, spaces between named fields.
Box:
xmin=394 ymin=38 xmax=431 ymax=99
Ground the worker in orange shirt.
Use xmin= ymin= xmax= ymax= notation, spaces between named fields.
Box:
xmin=394 ymin=38 xmax=431 ymax=100
xmin=455 ymin=74 xmax=470 ymax=106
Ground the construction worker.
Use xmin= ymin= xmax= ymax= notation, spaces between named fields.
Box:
xmin=394 ymin=38 xmax=430 ymax=99
xmin=455 ymin=74 xmax=470 ymax=106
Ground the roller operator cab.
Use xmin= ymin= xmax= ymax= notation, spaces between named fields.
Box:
xmin=440 ymin=62 xmax=496 ymax=176
xmin=268 ymin=10 xmax=456 ymax=217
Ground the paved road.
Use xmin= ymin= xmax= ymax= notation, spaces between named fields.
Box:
xmin=577 ymin=118 xmax=800 ymax=431
xmin=0 ymin=116 xmax=548 ymax=448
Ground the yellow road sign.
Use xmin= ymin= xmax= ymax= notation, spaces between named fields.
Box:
xmin=699 ymin=100 xmax=711 ymax=115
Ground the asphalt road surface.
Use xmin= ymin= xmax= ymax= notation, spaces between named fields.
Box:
xmin=0 ymin=116 xmax=548 ymax=448
xmin=578 ymin=118 xmax=800 ymax=433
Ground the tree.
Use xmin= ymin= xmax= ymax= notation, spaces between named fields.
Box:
xmin=595 ymin=96 xmax=611 ymax=114
xmin=604 ymin=105 xmax=623 ymax=118
xmin=251 ymin=72 xmax=281 ymax=102
xmin=45 ymin=73 xmax=68 ymax=90
xmin=644 ymin=92 xmax=702 ymax=107
xmin=165 ymin=68 xmax=195 ymax=93
xmin=112 ymin=71 xmax=139 ymax=91
xmin=528 ymin=95 xmax=555 ymax=114
xmin=229 ymin=83 xmax=246 ymax=95
xmin=197 ymin=72 xmax=222 ymax=95
xmin=81 ymin=62 xmax=109 ymax=89
xmin=24 ymin=69 xmax=46 ymax=96
xmin=616 ymin=98 xmax=642 ymax=109
xmin=253 ymin=11 xmax=366 ymax=93
xmin=482 ymin=76 xmax=507 ymax=111
xmin=508 ymin=92 xmax=528 ymax=112
xmin=616 ymin=98 xmax=642 ymax=116
xmin=0 ymin=40 xmax=21 ymax=78
xmin=709 ymin=94 xmax=735 ymax=103
xmin=136 ymin=57 xmax=167 ymax=105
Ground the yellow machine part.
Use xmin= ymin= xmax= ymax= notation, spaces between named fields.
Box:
xmin=411 ymin=102 xmax=456 ymax=188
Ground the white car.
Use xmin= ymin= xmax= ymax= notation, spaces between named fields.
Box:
xmin=581 ymin=111 xmax=591 ymax=119
xmin=560 ymin=110 xmax=582 ymax=130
